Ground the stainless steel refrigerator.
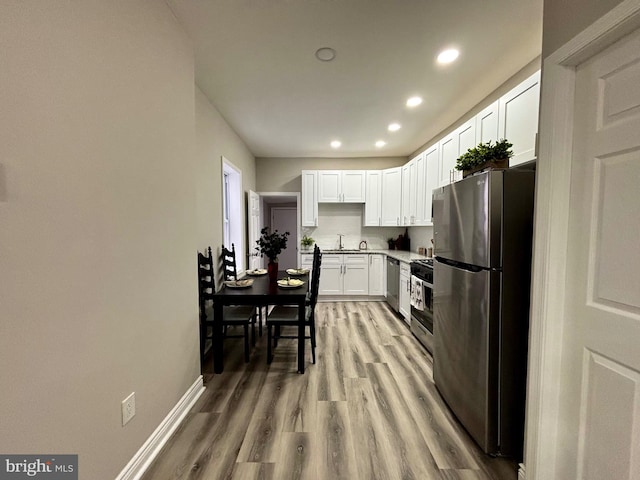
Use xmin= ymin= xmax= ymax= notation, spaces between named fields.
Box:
xmin=432 ymin=169 xmax=535 ymax=459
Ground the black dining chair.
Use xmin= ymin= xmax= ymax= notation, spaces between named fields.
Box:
xmin=220 ymin=243 xmax=238 ymax=281
xmin=198 ymin=247 xmax=255 ymax=365
xmin=266 ymin=249 xmax=322 ymax=365
xmin=221 ymin=243 xmax=265 ymax=337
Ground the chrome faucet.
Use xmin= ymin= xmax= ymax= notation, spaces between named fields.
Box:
xmin=338 ymin=233 xmax=344 ymax=250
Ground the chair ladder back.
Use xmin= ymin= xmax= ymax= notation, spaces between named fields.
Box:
xmin=197 ymin=247 xmax=217 ymax=318
xmin=308 ymin=252 xmax=322 ymax=308
xmin=221 ymin=244 xmax=238 ymax=281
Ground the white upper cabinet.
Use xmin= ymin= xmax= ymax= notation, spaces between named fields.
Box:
xmin=317 ymin=170 xmax=365 ymax=203
xmin=364 ymin=170 xmax=382 ymax=226
xmin=381 ymin=167 xmax=402 ymax=226
xmin=457 ymin=118 xmax=477 ymax=155
xmin=301 ymin=170 xmax=318 ymax=227
xmin=438 ymin=131 xmax=459 ymax=187
xmin=401 ymin=158 xmax=418 ymax=226
xmin=477 ymin=101 xmax=499 ymax=144
xmin=416 ymin=143 xmax=439 ymax=225
xmin=498 ymin=70 xmax=541 ymax=166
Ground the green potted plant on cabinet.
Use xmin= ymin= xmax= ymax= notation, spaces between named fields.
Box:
xmin=455 ymin=139 xmax=514 ymax=178
xmin=300 ymin=234 xmax=315 ymax=251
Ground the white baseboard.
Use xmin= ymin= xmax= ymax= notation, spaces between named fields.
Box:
xmin=518 ymin=463 xmax=526 ymax=480
xmin=115 ymin=376 xmax=206 ymax=480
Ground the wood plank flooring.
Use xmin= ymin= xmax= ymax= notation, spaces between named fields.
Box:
xmin=142 ymin=301 xmax=518 ymax=480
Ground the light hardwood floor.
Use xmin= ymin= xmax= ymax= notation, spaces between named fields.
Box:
xmin=142 ymin=301 xmax=518 ymax=480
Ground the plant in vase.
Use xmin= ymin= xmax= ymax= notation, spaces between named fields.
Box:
xmin=255 ymin=227 xmax=290 ymax=282
xmin=455 ymin=139 xmax=514 ymax=177
xmin=300 ymin=235 xmax=314 ymax=251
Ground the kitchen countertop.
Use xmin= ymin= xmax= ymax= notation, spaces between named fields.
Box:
xmin=312 ymin=249 xmax=431 ymax=264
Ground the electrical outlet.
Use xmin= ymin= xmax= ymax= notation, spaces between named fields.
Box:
xmin=121 ymin=392 xmax=136 ymax=426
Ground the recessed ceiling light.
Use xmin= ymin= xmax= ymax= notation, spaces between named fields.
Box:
xmin=375 ymin=140 xmax=386 ymax=148
xmin=388 ymin=123 xmax=401 ymax=132
xmin=330 ymin=140 xmax=341 ymax=148
xmin=315 ymin=47 xmax=336 ymax=62
xmin=437 ymin=48 xmax=459 ymax=64
xmin=406 ymin=96 xmax=423 ymax=107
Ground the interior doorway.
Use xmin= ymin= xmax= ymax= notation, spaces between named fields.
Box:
xmin=271 ymin=207 xmax=297 ymax=270
xmin=258 ymin=193 xmax=300 ymax=270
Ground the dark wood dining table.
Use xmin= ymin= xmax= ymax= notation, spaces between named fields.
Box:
xmin=212 ymin=271 xmax=310 ymax=374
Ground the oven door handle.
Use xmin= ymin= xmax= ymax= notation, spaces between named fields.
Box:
xmin=422 ymin=281 xmax=433 ymax=289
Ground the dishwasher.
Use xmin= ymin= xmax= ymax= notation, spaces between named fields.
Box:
xmin=386 ymin=257 xmax=400 ymax=312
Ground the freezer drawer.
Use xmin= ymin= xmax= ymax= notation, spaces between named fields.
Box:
xmin=433 ymin=260 xmax=501 ymax=453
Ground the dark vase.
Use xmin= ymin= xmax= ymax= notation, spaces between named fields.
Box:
xmin=267 ymin=261 xmax=278 ymax=283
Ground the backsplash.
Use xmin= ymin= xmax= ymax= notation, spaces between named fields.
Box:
xmin=303 ymin=203 xmax=433 ymax=252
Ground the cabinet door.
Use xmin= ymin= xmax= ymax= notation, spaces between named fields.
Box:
xmin=381 ymin=167 xmax=402 ymax=226
xmin=415 ymin=153 xmax=427 ymax=225
xmin=439 ymin=132 xmax=459 ymax=187
xmin=317 ymin=170 xmax=341 ymax=202
xmin=401 ymin=159 xmax=418 ymax=225
xmin=455 ymin=119 xmax=476 ymax=183
xmin=343 ymin=254 xmax=369 ymax=295
xmin=424 ymin=144 xmax=440 ymax=225
xmin=477 ymin=101 xmax=499 ymax=145
xmin=301 ymin=170 xmax=318 ymax=227
xmin=399 ymin=264 xmax=411 ymax=323
xmin=368 ymin=254 xmax=386 ymax=296
xmin=319 ymin=254 xmax=343 ymax=295
xmin=498 ymin=70 xmax=540 ymax=166
xmin=342 ymin=171 xmax=366 ymax=203
xmin=301 ymin=253 xmax=315 ymax=283
xmin=364 ymin=170 xmax=382 ymax=226
xmin=401 ymin=162 xmax=411 ymax=226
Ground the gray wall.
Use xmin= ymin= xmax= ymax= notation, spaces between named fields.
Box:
xmin=196 ymin=88 xmax=256 ymax=265
xmin=0 ymin=2 xmax=252 ymax=479
xmin=410 ymin=57 xmax=541 ymax=158
xmin=543 ymin=0 xmax=624 ymax=56
xmin=255 ymin=157 xmax=407 ymax=193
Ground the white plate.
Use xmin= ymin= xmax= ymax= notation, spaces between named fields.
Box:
xmin=277 ymin=278 xmax=305 ymax=289
xmin=286 ymin=268 xmax=309 ymax=276
xmin=224 ymin=279 xmax=254 ymax=288
xmin=246 ymin=269 xmax=267 ymax=276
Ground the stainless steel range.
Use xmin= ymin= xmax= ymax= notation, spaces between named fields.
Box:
xmin=410 ymin=258 xmax=434 ymax=353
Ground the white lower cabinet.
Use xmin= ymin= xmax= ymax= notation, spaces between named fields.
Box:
xmin=344 ymin=254 xmax=369 ymax=295
xmin=368 ymin=254 xmax=385 ymax=296
xmin=318 ymin=253 xmax=369 ymax=296
xmin=399 ymin=261 xmax=411 ymax=324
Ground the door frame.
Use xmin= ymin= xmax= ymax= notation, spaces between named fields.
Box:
xmin=524 ymin=2 xmax=640 ymax=479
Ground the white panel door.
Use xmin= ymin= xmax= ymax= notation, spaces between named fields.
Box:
xmin=248 ymin=190 xmax=262 ymax=270
xmin=556 ymin=28 xmax=640 ymax=480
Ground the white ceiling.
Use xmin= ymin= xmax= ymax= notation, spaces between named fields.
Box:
xmin=168 ymin=0 xmax=543 ymax=158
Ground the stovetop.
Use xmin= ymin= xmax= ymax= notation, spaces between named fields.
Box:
xmin=411 ymin=258 xmax=433 ymax=268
